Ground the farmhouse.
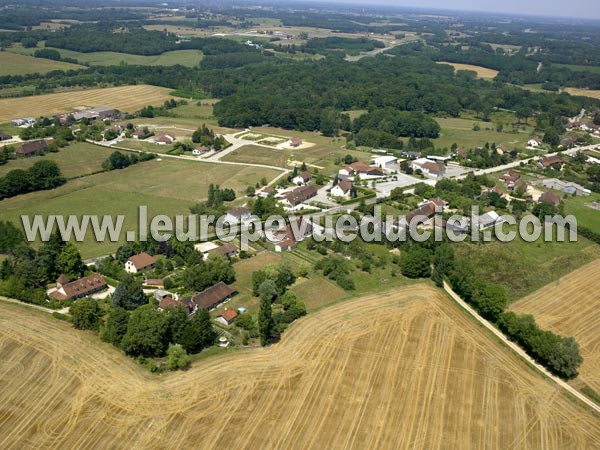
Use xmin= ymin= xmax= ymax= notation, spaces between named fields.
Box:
xmin=0 ymin=130 xmax=12 ymax=141
xmin=401 ymin=198 xmax=446 ymax=228
xmin=371 ymin=155 xmax=397 ymax=170
xmin=289 ymin=137 xmax=303 ymax=147
xmin=125 ymin=252 xmax=156 ymax=274
xmin=188 ymin=282 xmax=238 ymax=312
xmin=499 ymin=169 xmax=520 ymax=187
xmin=538 ymin=155 xmax=563 ymax=169
xmin=154 ymin=134 xmax=174 ymax=145
xmin=275 ymin=239 xmax=297 ymax=252
xmin=192 ymin=146 xmax=207 ymax=156
xmin=292 ymin=171 xmax=312 ymax=185
xmin=338 ymin=161 xmax=385 ymax=179
xmin=540 ymin=178 xmax=591 ymax=196
xmin=16 ymin=139 xmax=49 ymax=157
xmin=283 ymin=185 xmax=318 ymax=208
xmin=330 ymin=180 xmax=354 ymax=198
xmin=51 ymin=273 xmax=107 ymax=301
xmin=527 ymin=137 xmax=542 ymax=148
xmin=215 ymin=308 xmax=238 ymax=326
xmin=132 ymin=129 xmax=145 ymax=139
xmin=225 ymin=206 xmax=252 ymax=224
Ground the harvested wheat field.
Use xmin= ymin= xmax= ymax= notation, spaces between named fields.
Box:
xmin=512 ymin=259 xmax=600 ymax=393
xmin=565 ymin=88 xmax=600 ymax=99
xmin=0 ymin=85 xmax=175 ymax=122
xmin=437 ymin=61 xmax=499 ymax=79
xmin=1 ymin=285 xmax=599 ymax=449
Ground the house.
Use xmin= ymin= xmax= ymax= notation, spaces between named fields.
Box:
xmin=559 ymin=135 xmax=578 ymax=149
xmin=402 ymin=199 xmax=445 ymax=228
xmin=209 ymin=242 xmax=238 ymax=259
xmin=538 ymin=155 xmax=563 ymax=169
xmin=538 ymin=191 xmax=561 ymax=206
xmin=0 ymin=131 xmax=12 ymax=141
xmin=401 ymin=150 xmax=421 ymax=160
xmin=275 ymin=238 xmax=297 ymax=252
xmin=192 ymin=146 xmax=207 ymax=156
xmin=292 ymin=171 xmax=312 ymax=185
xmin=215 ymin=308 xmax=238 ymax=326
xmin=371 ymin=155 xmax=397 ymax=170
xmin=456 ymin=147 xmax=467 ymax=159
xmin=475 ymin=211 xmax=503 ymax=230
xmin=51 ymin=273 xmax=107 ymax=301
xmin=283 ymin=185 xmax=318 ymax=208
xmin=131 ymin=129 xmax=145 ymax=139
xmin=144 ymin=278 xmax=164 ymax=288
xmin=16 ymin=139 xmax=49 ymax=157
xmin=158 ymin=296 xmax=184 ymax=311
xmin=153 ymin=289 xmax=173 ymax=302
xmin=188 ymin=282 xmax=238 ymax=312
xmin=527 ymin=137 xmax=542 ymax=148
xmin=289 ymin=137 xmax=303 ymax=147
xmin=496 ymin=144 xmax=507 ymax=155
xmin=125 ymin=252 xmax=156 ymax=273
xmin=258 ymin=186 xmax=274 ymax=198
xmin=500 ymin=169 xmax=520 ymax=184
xmin=225 ymin=206 xmax=252 ymax=224
xmin=412 ymin=159 xmax=446 ymax=179
xmin=154 ymin=134 xmax=174 ymax=145
xmin=330 ymin=180 xmax=354 ymax=198
xmin=194 ymin=241 xmax=220 ymax=259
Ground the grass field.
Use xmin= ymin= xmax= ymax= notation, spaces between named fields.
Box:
xmin=0 ymin=51 xmax=82 ymax=76
xmin=554 ymin=64 xmax=600 ymax=74
xmin=511 ymin=260 xmax=600 ymax=394
xmin=222 ymin=145 xmax=289 ymax=168
xmin=563 ymin=193 xmax=600 ymax=233
xmin=1 ymin=284 xmax=599 ymax=448
xmin=0 ymin=142 xmax=116 ymax=179
xmin=0 ymin=85 xmax=176 ymax=123
xmin=455 ymin=230 xmax=600 ymax=301
xmin=565 ymin=88 xmax=600 ymax=99
xmin=0 ymin=159 xmax=280 ymax=258
xmin=437 ymin=62 xmax=499 ymax=79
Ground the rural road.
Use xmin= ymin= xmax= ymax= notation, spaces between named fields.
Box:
xmin=0 ymin=295 xmax=69 ymax=315
xmin=442 ymin=281 xmax=600 ymax=415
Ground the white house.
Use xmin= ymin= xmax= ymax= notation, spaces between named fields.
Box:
xmin=411 ymin=158 xmax=446 ymax=179
xmin=292 ymin=171 xmax=312 ymax=185
xmin=192 ymin=146 xmax=207 ymax=156
xmin=154 ymin=134 xmax=174 ymax=145
xmin=475 ymin=211 xmax=504 ymax=230
xmin=125 ymin=252 xmax=156 ymax=274
xmin=330 ymin=180 xmax=354 ymax=198
xmin=371 ymin=155 xmax=397 ymax=170
xmin=527 ymin=137 xmax=542 ymax=148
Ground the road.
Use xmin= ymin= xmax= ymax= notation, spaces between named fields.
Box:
xmin=0 ymin=295 xmax=69 ymax=315
xmin=443 ymin=281 xmax=600 ymax=415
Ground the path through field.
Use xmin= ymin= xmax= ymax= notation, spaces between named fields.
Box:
xmin=0 ymin=285 xmax=599 ymax=449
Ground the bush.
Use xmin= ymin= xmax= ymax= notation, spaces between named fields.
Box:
xmin=167 ymin=343 xmax=191 ymax=370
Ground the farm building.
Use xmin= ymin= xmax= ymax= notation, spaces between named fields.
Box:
xmin=283 ymin=185 xmax=318 ymax=208
xmin=16 ymin=139 xmax=49 ymax=157
xmin=411 ymin=158 xmax=446 ymax=179
xmin=538 ymin=155 xmax=563 ymax=169
xmin=371 ymin=155 xmax=397 ymax=170
xmin=0 ymin=130 xmax=12 ymax=141
xmin=540 ymin=178 xmax=591 ymax=196
xmin=125 ymin=253 xmax=156 ymax=274
xmin=187 ymin=282 xmax=238 ymax=312
xmin=51 ymin=273 xmax=107 ymax=301
xmin=215 ymin=309 xmax=238 ymax=326
xmin=225 ymin=206 xmax=252 ymax=224
xmin=289 ymin=137 xmax=303 ymax=147
xmin=538 ymin=191 xmax=561 ymax=206
xmin=154 ymin=135 xmax=174 ymax=145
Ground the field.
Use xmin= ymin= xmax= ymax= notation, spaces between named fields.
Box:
xmin=511 ymin=260 xmax=600 ymax=394
xmin=454 ymin=230 xmax=600 ymax=301
xmin=0 ymin=142 xmax=116 ymax=179
xmin=222 ymin=145 xmax=289 ymax=168
xmin=0 ymin=51 xmax=82 ymax=76
xmin=437 ymin=62 xmax=499 ymax=79
xmin=0 ymin=159 xmax=280 ymax=258
xmin=563 ymin=193 xmax=600 ymax=233
xmin=555 ymin=64 xmax=600 ymax=74
xmin=565 ymin=88 xmax=600 ymax=99
xmin=0 ymin=85 xmax=176 ymax=123
xmin=1 ymin=284 xmax=599 ymax=449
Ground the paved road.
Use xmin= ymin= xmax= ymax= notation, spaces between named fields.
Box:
xmin=443 ymin=281 xmax=600 ymax=415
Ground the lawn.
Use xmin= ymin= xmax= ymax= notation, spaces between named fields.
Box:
xmin=0 ymin=142 xmax=117 ymax=179
xmin=563 ymin=193 xmax=600 ymax=234
xmin=222 ymin=145 xmax=289 ymax=168
xmin=0 ymin=51 xmax=83 ymax=76
xmin=0 ymin=85 xmax=176 ymax=123
xmin=0 ymin=159 xmax=280 ymax=258
xmin=431 ymin=117 xmax=532 ymax=152
xmin=115 ymin=139 xmax=175 ymax=154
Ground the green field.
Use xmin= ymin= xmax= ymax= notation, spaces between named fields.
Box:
xmin=9 ymin=46 xmax=203 ymax=67
xmin=455 ymin=229 xmax=600 ymax=302
xmin=554 ymin=63 xmax=600 ymax=74
xmin=223 ymin=145 xmax=289 ymax=168
xmin=0 ymin=142 xmax=116 ymax=179
xmin=0 ymin=51 xmax=83 ymax=76
xmin=431 ymin=117 xmax=532 ymax=151
xmin=563 ymin=193 xmax=600 ymax=233
xmin=0 ymin=159 xmax=280 ymax=258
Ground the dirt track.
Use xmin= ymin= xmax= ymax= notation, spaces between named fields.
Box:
xmin=0 ymin=285 xmax=599 ymax=449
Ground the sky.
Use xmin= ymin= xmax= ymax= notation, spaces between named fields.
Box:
xmin=308 ymin=0 xmax=600 ymax=20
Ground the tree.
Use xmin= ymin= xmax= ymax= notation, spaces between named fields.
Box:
xmin=71 ymin=298 xmax=102 ymax=330
xmin=258 ymin=295 xmax=275 ymax=346
xmin=167 ymin=343 xmax=191 ymax=370
xmin=543 ymin=129 xmax=560 ymax=147
xmin=177 ymin=308 xmax=215 ymax=353
xmin=56 ymin=243 xmax=84 ymax=279
xmin=120 ymin=305 xmax=169 ymax=357
xmin=259 ymin=279 xmax=278 ymax=303
xmin=112 ymin=275 xmax=147 ymax=310
xmin=547 ymin=337 xmax=583 ymax=379
xmin=474 ymin=283 xmax=507 ymax=321
xmin=101 ymin=306 xmax=129 ymax=346
xmin=401 ymin=248 xmax=431 ymax=278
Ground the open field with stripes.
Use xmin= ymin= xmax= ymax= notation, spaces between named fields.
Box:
xmin=511 ymin=259 xmax=600 ymax=394
xmin=0 ymin=284 xmax=598 ymax=449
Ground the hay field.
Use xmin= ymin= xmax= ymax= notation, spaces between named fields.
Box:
xmin=511 ymin=259 xmax=600 ymax=393
xmin=437 ymin=61 xmax=499 ymax=79
xmin=0 ymin=51 xmax=82 ymax=76
xmin=565 ymin=88 xmax=600 ymax=99
xmin=1 ymin=285 xmax=599 ymax=449
xmin=0 ymin=85 xmax=175 ymax=122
